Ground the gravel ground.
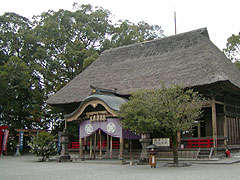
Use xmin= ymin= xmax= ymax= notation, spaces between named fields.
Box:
xmin=1 ymin=155 xmax=240 ymax=180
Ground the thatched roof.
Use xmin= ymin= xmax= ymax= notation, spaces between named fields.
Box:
xmin=47 ymin=28 xmax=240 ymax=105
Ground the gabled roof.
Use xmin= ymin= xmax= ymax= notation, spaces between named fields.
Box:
xmin=77 ymin=94 xmax=127 ymax=112
xmin=47 ymin=28 xmax=240 ymax=105
xmin=64 ymin=94 xmax=127 ymax=121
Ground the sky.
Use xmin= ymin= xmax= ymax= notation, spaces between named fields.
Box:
xmin=1 ymin=0 xmax=240 ymax=50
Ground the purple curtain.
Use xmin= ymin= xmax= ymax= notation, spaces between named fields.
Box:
xmin=79 ymin=118 xmax=140 ymax=139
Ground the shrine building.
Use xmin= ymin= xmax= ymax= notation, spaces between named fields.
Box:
xmin=47 ymin=28 xmax=240 ymax=159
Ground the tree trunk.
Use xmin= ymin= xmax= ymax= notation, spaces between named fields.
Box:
xmin=41 ymin=156 xmax=47 ymax=162
xmin=172 ymin=134 xmax=179 ymax=165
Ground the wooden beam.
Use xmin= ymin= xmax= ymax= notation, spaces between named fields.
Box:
xmin=202 ymin=100 xmax=224 ymax=108
xmin=215 ymin=101 xmax=224 ymax=105
xmin=15 ymin=129 xmax=47 ymax=133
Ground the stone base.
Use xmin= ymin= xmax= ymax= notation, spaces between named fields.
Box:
xmin=163 ymin=162 xmax=192 ymax=167
xmin=58 ymin=155 xmax=71 ymax=162
xmin=138 ymin=158 xmax=149 ymax=165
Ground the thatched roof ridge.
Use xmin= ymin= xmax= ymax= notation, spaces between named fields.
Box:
xmin=102 ymin=28 xmax=209 ymax=57
xmin=47 ymin=28 xmax=240 ymax=105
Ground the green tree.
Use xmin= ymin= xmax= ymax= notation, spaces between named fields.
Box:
xmin=0 ymin=13 xmax=47 ymax=133
xmin=101 ymin=20 xmax=163 ymax=51
xmin=32 ymin=6 xmax=110 ymax=94
xmin=234 ymin=61 xmax=240 ymax=71
xmin=0 ymin=4 xmax=164 ymax=137
xmin=32 ymin=4 xmax=164 ymax=95
xmin=0 ymin=57 xmax=45 ymax=130
xmin=29 ymin=131 xmax=57 ymax=161
xmin=224 ymin=33 xmax=240 ymax=62
xmin=224 ymin=33 xmax=240 ymax=71
xmin=119 ymin=85 xmax=204 ymax=165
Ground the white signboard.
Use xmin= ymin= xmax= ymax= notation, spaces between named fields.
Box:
xmin=153 ymin=138 xmax=170 ymax=147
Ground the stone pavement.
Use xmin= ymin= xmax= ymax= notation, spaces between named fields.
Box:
xmin=151 ymin=151 xmax=240 ymax=165
xmin=70 ymin=151 xmax=240 ymax=165
xmin=1 ymin=154 xmax=240 ymax=180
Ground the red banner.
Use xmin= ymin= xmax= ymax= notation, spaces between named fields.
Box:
xmin=0 ymin=126 xmax=8 ymax=130
xmin=2 ymin=130 xmax=9 ymax=151
xmin=0 ymin=131 xmax=3 ymax=155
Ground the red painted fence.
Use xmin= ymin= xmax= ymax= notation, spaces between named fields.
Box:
xmin=69 ymin=140 xmax=120 ymax=149
xmin=184 ymin=138 xmax=214 ymax=148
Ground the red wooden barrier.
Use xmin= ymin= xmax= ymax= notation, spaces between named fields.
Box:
xmin=185 ymin=138 xmax=214 ymax=148
xmin=112 ymin=141 xmax=120 ymax=149
xmin=69 ymin=140 xmax=120 ymax=149
xmin=71 ymin=142 xmax=80 ymax=149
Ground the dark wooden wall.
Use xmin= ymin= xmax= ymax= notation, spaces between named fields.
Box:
xmin=227 ymin=117 xmax=240 ymax=145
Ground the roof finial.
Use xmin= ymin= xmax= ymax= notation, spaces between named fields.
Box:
xmin=174 ymin=11 xmax=177 ymax=35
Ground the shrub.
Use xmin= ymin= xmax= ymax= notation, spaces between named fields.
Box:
xmin=29 ymin=132 xmax=57 ymax=161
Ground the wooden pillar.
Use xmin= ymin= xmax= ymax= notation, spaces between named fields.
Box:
xmin=130 ymin=140 xmax=132 ymax=160
xmin=84 ymin=137 xmax=86 ymax=158
xmin=79 ymin=138 xmax=83 ymax=159
xmin=228 ymin=118 xmax=232 ymax=145
xmin=177 ymin=131 xmax=181 ymax=147
xmin=78 ymin=122 xmax=82 ymax=159
xmin=94 ymin=132 xmax=96 ymax=159
xmin=198 ymin=121 xmax=201 ymax=138
xmin=110 ymin=136 xmax=113 ymax=159
xmin=236 ymin=118 xmax=240 ymax=144
xmin=107 ymin=135 xmax=110 ymax=158
xmin=90 ymin=136 xmax=93 ymax=159
xmin=64 ymin=119 xmax=67 ymax=129
xmin=212 ymin=99 xmax=217 ymax=148
xmin=223 ymin=104 xmax=228 ymax=146
xmin=119 ymin=137 xmax=124 ymax=159
xmin=99 ymin=129 xmax=102 ymax=158
xmin=233 ymin=118 xmax=236 ymax=144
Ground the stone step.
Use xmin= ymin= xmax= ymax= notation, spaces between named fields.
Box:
xmin=197 ymin=154 xmax=210 ymax=159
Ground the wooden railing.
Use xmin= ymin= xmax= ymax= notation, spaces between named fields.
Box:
xmin=70 ymin=142 xmax=80 ymax=149
xmin=181 ymin=137 xmax=226 ymax=148
xmin=183 ymin=138 xmax=214 ymax=148
xmin=69 ymin=140 xmax=120 ymax=150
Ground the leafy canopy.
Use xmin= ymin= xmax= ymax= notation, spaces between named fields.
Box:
xmin=119 ymin=85 xmax=205 ymax=164
xmin=29 ymin=132 xmax=57 ymax=161
xmin=0 ymin=4 xmax=164 ymax=137
xmin=119 ymin=85 xmax=204 ymax=135
xmin=224 ymin=33 xmax=240 ymax=62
